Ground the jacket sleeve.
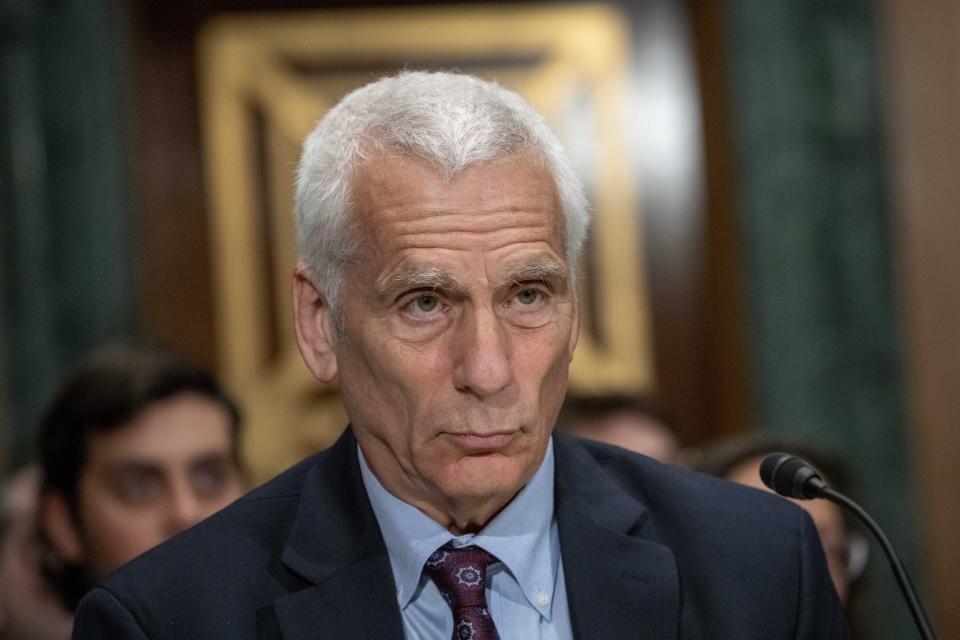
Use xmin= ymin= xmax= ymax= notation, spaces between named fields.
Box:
xmin=72 ymin=586 xmax=151 ymax=640
xmin=794 ymin=510 xmax=849 ymax=639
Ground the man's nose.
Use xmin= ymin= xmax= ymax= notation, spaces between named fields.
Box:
xmin=451 ymin=305 xmax=514 ymax=398
xmin=165 ymin=484 xmax=204 ymax=536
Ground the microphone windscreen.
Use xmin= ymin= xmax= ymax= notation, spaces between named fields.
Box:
xmin=759 ymin=452 xmax=791 ymax=492
xmin=759 ymin=453 xmax=824 ymax=499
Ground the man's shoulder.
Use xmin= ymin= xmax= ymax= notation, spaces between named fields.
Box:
xmin=186 ymin=449 xmax=318 ymax=530
xmin=118 ymin=449 xmax=320 ymax=572
xmin=78 ymin=451 xmax=324 ymax=637
xmin=558 ymin=433 xmax=822 ymax=595
xmin=556 ymin=433 xmax=789 ymax=502
xmin=556 ymin=433 xmax=804 ymax=538
xmin=553 ymin=436 xmax=846 ymax=637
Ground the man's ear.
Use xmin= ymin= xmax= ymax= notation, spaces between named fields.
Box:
xmin=40 ymin=490 xmax=85 ymax=565
xmin=292 ymin=265 xmax=339 ymax=383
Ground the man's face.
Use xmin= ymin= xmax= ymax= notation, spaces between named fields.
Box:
xmin=71 ymin=393 xmax=245 ymax=580
xmin=298 ymin=154 xmax=579 ymax=530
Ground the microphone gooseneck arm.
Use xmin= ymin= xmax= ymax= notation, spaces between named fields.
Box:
xmin=819 ymin=487 xmax=937 ymax=640
xmin=759 ymin=453 xmax=938 ymax=640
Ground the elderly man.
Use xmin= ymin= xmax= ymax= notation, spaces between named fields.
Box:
xmin=73 ymin=72 xmax=846 ymax=639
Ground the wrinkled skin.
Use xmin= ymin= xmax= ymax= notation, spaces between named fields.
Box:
xmin=294 ymin=154 xmax=579 ymax=533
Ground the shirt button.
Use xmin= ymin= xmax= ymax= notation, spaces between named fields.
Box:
xmin=536 ymin=592 xmax=550 ymax=606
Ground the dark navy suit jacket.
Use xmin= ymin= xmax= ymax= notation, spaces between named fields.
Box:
xmin=72 ymin=428 xmax=847 ymax=639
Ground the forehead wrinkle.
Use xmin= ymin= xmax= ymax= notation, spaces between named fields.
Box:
xmin=383 ymin=209 xmax=555 ymax=234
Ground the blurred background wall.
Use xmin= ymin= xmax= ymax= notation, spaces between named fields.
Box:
xmin=1 ymin=1 xmax=957 ymax=638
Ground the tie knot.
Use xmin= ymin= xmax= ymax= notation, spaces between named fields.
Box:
xmin=424 ymin=544 xmax=502 ymax=640
xmin=423 ymin=544 xmax=496 ymax=610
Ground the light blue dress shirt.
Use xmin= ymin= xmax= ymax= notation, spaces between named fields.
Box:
xmin=358 ymin=439 xmax=574 ymax=640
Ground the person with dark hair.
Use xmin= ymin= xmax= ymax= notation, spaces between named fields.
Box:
xmin=697 ymin=435 xmax=868 ymax=606
xmin=560 ymin=393 xmax=682 ymax=463
xmin=37 ymin=345 xmax=247 ymax=611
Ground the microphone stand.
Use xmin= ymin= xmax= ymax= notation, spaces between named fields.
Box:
xmin=820 ymin=487 xmax=938 ymax=640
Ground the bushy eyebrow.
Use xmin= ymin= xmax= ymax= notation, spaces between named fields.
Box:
xmin=105 ymin=461 xmax=165 ymax=477
xmin=380 ymin=267 xmax=466 ymax=297
xmin=500 ymin=259 xmax=567 ymax=287
xmin=378 ymin=255 xmax=568 ymax=299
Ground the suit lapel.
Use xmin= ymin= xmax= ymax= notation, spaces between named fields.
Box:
xmin=263 ymin=428 xmax=405 ymax=640
xmin=261 ymin=429 xmax=679 ymax=639
xmin=554 ymin=436 xmax=680 ymax=640
xmin=270 ymin=555 xmax=403 ymax=640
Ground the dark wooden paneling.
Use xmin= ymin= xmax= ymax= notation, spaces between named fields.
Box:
xmin=626 ymin=0 xmax=711 ymax=447
xmin=128 ymin=1 xmax=216 ymax=370
xmin=881 ymin=1 xmax=960 ymax=635
xmin=720 ymin=2 xmax=917 ymax=638
xmin=689 ymin=0 xmax=752 ymax=442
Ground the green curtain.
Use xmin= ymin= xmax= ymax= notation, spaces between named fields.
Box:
xmin=725 ymin=2 xmax=919 ymax=638
xmin=0 ymin=0 xmax=135 ymax=469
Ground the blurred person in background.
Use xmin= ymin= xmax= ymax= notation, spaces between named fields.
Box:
xmin=697 ymin=436 xmax=868 ymax=606
xmin=36 ymin=345 xmax=247 ymax=611
xmin=560 ymin=392 xmax=682 ymax=464
xmin=0 ymin=466 xmax=73 ymax=640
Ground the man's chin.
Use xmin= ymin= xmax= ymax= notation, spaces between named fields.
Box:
xmin=438 ymin=453 xmax=533 ymax=504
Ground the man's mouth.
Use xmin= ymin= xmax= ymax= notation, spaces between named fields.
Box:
xmin=445 ymin=431 xmax=517 ymax=452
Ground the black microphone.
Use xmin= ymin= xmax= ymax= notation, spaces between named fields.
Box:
xmin=759 ymin=453 xmax=938 ymax=640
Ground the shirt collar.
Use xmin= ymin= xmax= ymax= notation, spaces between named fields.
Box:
xmin=358 ymin=439 xmax=559 ymax=620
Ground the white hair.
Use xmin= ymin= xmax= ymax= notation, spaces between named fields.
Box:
xmin=294 ymin=71 xmax=589 ymax=315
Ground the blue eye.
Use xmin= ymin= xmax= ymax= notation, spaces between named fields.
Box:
xmin=515 ymin=289 xmax=542 ymax=305
xmin=406 ymin=295 xmax=441 ymax=317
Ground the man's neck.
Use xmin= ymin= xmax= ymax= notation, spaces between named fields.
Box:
xmin=355 ymin=440 xmax=531 ymax=534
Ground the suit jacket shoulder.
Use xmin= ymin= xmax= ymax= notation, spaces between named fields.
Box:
xmin=553 ymin=434 xmax=848 ymax=639
xmin=74 ymin=450 xmax=318 ymax=638
xmin=73 ymin=431 xmax=847 ymax=639
xmin=74 ymin=428 xmax=403 ymax=640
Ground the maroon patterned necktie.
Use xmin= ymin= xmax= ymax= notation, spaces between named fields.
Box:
xmin=424 ymin=544 xmax=502 ymax=640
